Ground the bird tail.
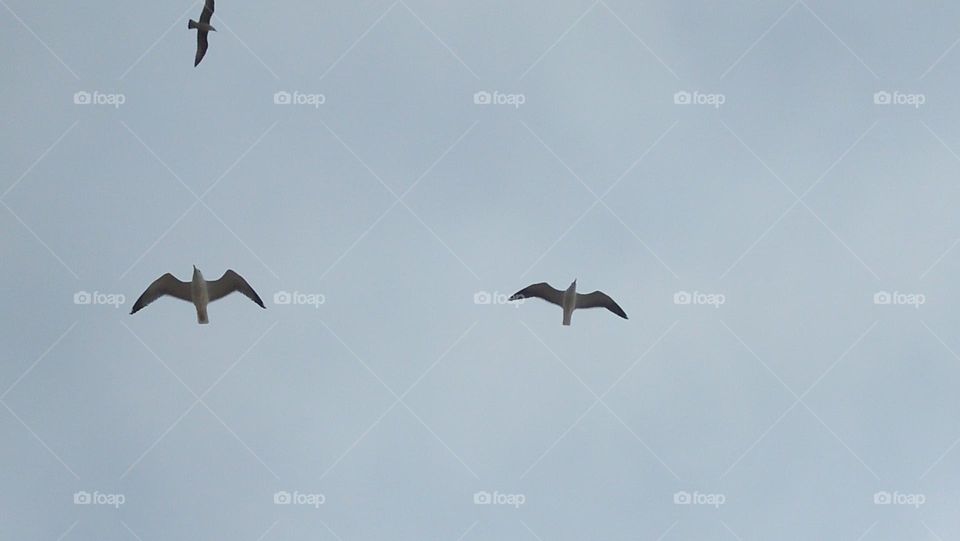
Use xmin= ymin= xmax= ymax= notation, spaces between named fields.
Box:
xmin=188 ymin=19 xmax=198 ymax=29
xmin=196 ymin=304 xmax=209 ymax=325
xmin=562 ymin=309 xmax=572 ymax=326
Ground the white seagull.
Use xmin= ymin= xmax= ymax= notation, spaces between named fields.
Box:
xmin=188 ymin=0 xmax=216 ymax=67
xmin=510 ymin=279 xmax=627 ymax=326
xmin=131 ymin=266 xmax=265 ymax=324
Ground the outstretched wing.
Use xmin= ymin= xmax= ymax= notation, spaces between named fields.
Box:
xmin=130 ymin=273 xmax=192 ymax=314
xmin=195 ymin=32 xmax=209 ymax=66
xmin=207 ymin=270 xmax=266 ymax=308
xmin=509 ymin=282 xmax=563 ymax=306
xmin=575 ymin=291 xmax=628 ymax=319
xmin=199 ymin=0 xmax=215 ymax=24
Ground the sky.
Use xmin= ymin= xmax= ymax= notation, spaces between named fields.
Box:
xmin=3 ymin=0 xmax=960 ymax=539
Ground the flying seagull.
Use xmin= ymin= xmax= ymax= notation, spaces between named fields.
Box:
xmin=510 ymin=279 xmax=627 ymax=326
xmin=188 ymin=0 xmax=216 ymax=67
xmin=131 ymin=266 xmax=265 ymax=324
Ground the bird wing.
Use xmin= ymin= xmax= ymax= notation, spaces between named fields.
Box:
xmin=575 ymin=291 xmax=628 ymax=319
xmin=509 ymin=282 xmax=563 ymax=306
xmin=130 ymin=273 xmax=192 ymax=314
xmin=194 ymin=31 xmax=209 ymax=66
xmin=207 ymin=270 xmax=266 ymax=308
xmin=199 ymin=0 xmax=214 ymax=24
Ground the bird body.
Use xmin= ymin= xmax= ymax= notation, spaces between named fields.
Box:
xmin=131 ymin=266 xmax=265 ymax=324
xmin=190 ymin=266 xmax=211 ymax=324
xmin=188 ymin=20 xmax=216 ymax=32
xmin=510 ymin=279 xmax=627 ymax=326
xmin=561 ymin=280 xmax=577 ymax=326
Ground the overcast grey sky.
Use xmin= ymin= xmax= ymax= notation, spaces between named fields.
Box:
xmin=4 ymin=0 xmax=960 ymax=539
